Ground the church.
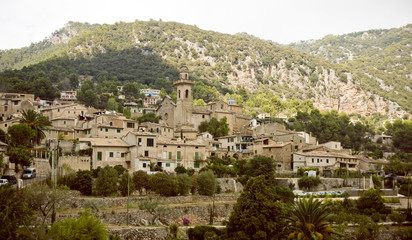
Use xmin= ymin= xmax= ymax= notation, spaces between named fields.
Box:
xmin=157 ymin=65 xmax=251 ymax=139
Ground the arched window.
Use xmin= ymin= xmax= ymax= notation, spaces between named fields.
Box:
xmin=185 ymin=89 xmax=189 ymax=98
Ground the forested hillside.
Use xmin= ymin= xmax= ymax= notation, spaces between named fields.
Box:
xmin=0 ymin=20 xmax=410 ymax=118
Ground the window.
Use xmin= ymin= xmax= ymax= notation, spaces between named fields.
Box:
xmin=144 ymin=151 xmax=149 ymax=157
xmin=169 ymin=152 xmax=172 ymax=160
xmin=185 ymin=89 xmax=189 ymax=98
xmin=166 ymin=163 xmax=170 ymax=167
xmin=178 ymin=90 xmax=181 ymax=98
xmin=100 ymin=128 xmax=102 ymax=131
xmin=194 ymin=163 xmax=200 ymax=168
xmin=105 ymin=128 xmax=108 ymax=132
xmin=138 ymin=138 xmax=142 ymax=145
xmin=177 ymin=151 xmax=181 ymax=160
xmin=121 ymin=153 xmax=125 ymax=158
xmin=317 ymin=159 xmax=319 ymax=163
xmin=147 ymin=138 xmax=154 ymax=147
xmin=255 ymin=150 xmax=257 ymax=154
xmin=177 ymin=163 xmax=181 ymax=167
xmin=110 ymin=122 xmax=113 ymax=126
xmin=127 ymin=122 xmax=135 ymax=128
xmin=195 ymin=152 xmax=199 ymax=160
xmin=117 ymin=129 xmax=121 ymax=133
xmin=312 ymin=158 xmax=314 ymax=163
xmin=109 ymin=152 xmax=114 ymax=157
xmin=97 ymin=152 xmax=102 ymax=161
xmin=143 ymin=163 xmax=147 ymax=168
xmin=326 ymin=159 xmax=329 ymax=163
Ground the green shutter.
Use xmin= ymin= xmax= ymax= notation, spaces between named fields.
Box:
xmin=177 ymin=151 xmax=181 ymax=160
xmin=97 ymin=152 xmax=102 ymax=161
xmin=166 ymin=163 xmax=170 ymax=167
xmin=121 ymin=153 xmax=125 ymax=158
xmin=194 ymin=163 xmax=200 ymax=168
xmin=195 ymin=152 xmax=199 ymax=160
xmin=109 ymin=152 xmax=114 ymax=157
xmin=169 ymin=152 xmax=172 ymax=160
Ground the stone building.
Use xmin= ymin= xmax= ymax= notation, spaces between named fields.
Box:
xmin=0 ymin=93 xmax=35 ymax=120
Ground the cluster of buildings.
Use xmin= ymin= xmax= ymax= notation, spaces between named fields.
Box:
xmin=0 ymin=66 xmax=385 ymax=176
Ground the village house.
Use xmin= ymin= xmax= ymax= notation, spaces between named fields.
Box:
xmin=0 ymin=93 xmax=35 ymax=120
xmin=79 ymin=138 xmax=131 ymax=170
xmin=60 ymin=91 xmax=77 ymax=101
xmin=292 ymin=151 xmax=360 ymax=176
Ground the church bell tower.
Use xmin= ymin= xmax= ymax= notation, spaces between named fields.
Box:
xmin=174 ymin=65 xmax=194 ymax=127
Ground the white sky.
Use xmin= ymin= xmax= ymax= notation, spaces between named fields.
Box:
xmin=0 ymin=0 xmax=411 ymax=50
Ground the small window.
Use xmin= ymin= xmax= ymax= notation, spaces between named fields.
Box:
xmin=177 ymin=151 xmax=181 ymax=160
xmin=117 ymin=129 xmax=121 ymax=133
xmin=63 ymin=120 xmax=66 ymax=125
xmin=109 ymin=152 xmax=114 ymax=157
xmin=326 ymin=159 xmax=329 ymax=163
xmin=147 ymin=138 xmax=154 ymax=147
xmin=317 ymin=159 xmax=319 ymax=163
xmin=143 ymin=163 xmax=147 ymax=168
xmin=144 ymin=151 xmax=149 ymax=157
xmin=195 ymin=152 xmax=199 ymax=160
xmin=194 ymin=163 xmax=200 ymax=168
xmin=121 ymin=153 xmax=125 ymax=158
xmin=97 ymin=152 xmax=102 ymax=161
xmin=166 ymin=163 xmax=170 ymax=167
xmin=105 ymin=128 xmax=108 ymax=132
xmin=312 ymin=158 xmax=314 ymax=163
xmin=169 ymin=152 xmax=172 ymax=160
xmin=177 ymin=163 xmax=181 ymax=167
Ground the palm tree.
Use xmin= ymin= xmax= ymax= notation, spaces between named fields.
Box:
xmin=20 ymin=109 xmax=51 ymax=145
xmin=286 ymin=197 xmax=339 ymax=240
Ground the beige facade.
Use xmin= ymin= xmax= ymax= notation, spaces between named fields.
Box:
xmin=60 ymin=91 xmax=77 ymax=101
xmin=293 ymin=151 xmax=360 ymax=174
xmin=0 ymin=93 xmax=35 ymax=120
xmin=79 ymin=138 xmax=131 ymax=169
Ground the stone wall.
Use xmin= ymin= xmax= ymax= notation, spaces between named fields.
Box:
xmin=217 ymin=178 xmax=243 ymax=193
xmin=108 ymin=227 xmax=169 ymax=240
xmin=276 ymin=178 xmax=344 ymax=191
xmin=59 ymin=155 xmax=91 ymax=171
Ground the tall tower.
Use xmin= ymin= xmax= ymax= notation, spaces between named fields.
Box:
xmin=174 ymin=65 xmax=194 ymax=127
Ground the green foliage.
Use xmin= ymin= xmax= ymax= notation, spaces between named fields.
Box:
xmin=20 ymin=109 xmax=51 ymax=145
xmin=136 ymin=112 xmax=162 ymax=123
xmin=226 ymin=176 xmax=288 ymax=239
xmin=357 ymin=188 xmax=385 ymax=214
xmin=113 ymin=164 xmax=126 ymax=176
xmin=106 ymin=97 xmax=119 ymax=111
xmin=197 ymin=170 xmax=217 ymax=196
xmin=95 ymin=165 xmax=118 ymax=197
xmin=8 ymin=146 xmax=32 ymax=171
xmin=286 ymin=197 xmax=338 ymax=240
xmin=122 ymin=107 xmax=131 ymax=119
xmin=298 ymin=176 xmax=322 ymax=190
xmin=174 ymin=165 xmax=187 ymax=174
xmin=7 ymin=123 xmax=35 ymax=147
xmin=237 ymin=155 xmax=276 ymax=185
xmin=372 ymin=174 xmax=382 ymax=189
xmin=198 ymin=117 xmax=229 ymax=138
xmin=176 ymin=174 xmax=192 ymax=196
xmin=118 ymin=172 xmax=135 ymax=197
xmin=72 ymin=170 xmax=93 ymax=196
xmin=0 ymin=185 xmax=33 ymax=239
xmin=386 ymin=120 xmax=412 ymax=153
xmin=188 ymin=225 xmax=224 ymax=240
xmin=49 ymin=209 xmax=107 ymax=240
xmin=132 ymin=170 xmax=151 ymax=195
xmin=151 ymin=173 xmax=177 ymax=197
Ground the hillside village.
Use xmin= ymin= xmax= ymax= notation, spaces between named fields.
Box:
xmin=0 ymin=66 xmax=386 ymax=178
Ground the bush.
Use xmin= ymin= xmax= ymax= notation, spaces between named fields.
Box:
xmin=188 ymin=226 xmax=223 ymax=240
xmin=118 ymin=172 xmax=135 ymax=197
xmin=151 ymin=173 xmax=177 ymax=197
xmin=73 ymin=170 xmax=93 ymax=196
xmin=95 ymin=166 xmax=118 ymax=197
xmin=298 ymin=176 xmax=321 ymax=190
xmin=176 ymin=174 xmax=192 ymax=196
xmin=113 ymin=165 xmax=126 ymax=176
xmin=132 ymin=170 xmax=151 ymax=195
xmin=357 ymin=188 xmax=385 ymax=214
xmin=49 ymin=209 xmax=107 ymax=239
xmin=197 ymin=170 xmax=217 ymax=196
xmin=389 ymin=211 xmax=406 ymax=225
xmin=174 ymin=165 xmax=187 ymax=174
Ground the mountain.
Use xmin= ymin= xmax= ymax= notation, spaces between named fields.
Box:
xmin=290 ymin=24 xmax=412 ymax=116
xmin=0 ymin=20 xmax=410 ymax=118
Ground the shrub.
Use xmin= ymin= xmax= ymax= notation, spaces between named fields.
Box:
xmin=297 ymin=167 xmax=319 ymax=177
xmin=298 ymin=176 xmax=321 ymax=190
xmin=95 ymin=166 xmax=118 ymax=197
xmin=357 ymin=188 xmax=385 ymax=214
xmin=176 ymin=174 xmax=192 ymax=196
xmin=151 ymin=173 xmax=177 ymax=197
xmin=132 ymin=170 xmax=151 ymax=195
xmin=197 ymin=170 xmax=217 ymax=196
xmin=188 ymin=226 xmax=223 ymax=240
xmin=389 ymin=211 xmax=406 ymax=225
xmin=118 ymin=172 xmax=135 ymax=197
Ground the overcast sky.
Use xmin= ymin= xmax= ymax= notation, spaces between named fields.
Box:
xmin=1 ymin=0 xmax=411 ymax=50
